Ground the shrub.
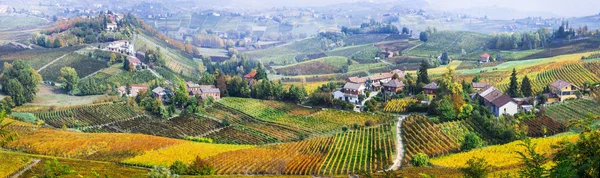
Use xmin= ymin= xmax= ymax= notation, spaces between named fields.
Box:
xmin=169 ymin=161 xmax=188 ymax=175
xmin=460 ymin=157 xmax=491 ymax=178
xmin=342 ymin=125 xmax=349 ymax=132
xmin=187 ymin=156 xmax=215 ymax=175
xmin=411 ymin=153 xmax=429 ymax=167
xmin=353 ymin=123 xmax=359 ymax=130
xmin=149 ymin=166 xmax=178 ymax=178
xmin=365 ymin=120 xmax=374 ymax=127
xmin=462 ymin=132 xmax=483 ymax=151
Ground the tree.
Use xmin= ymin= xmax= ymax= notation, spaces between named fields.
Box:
xmin=169 ymin=160 xmax=188 ymax=175
xmin=438 ymin=96 xmax=456 ymax=122
xmin=58 ymin=67 xmax=79 ymax=93
xmin=462 ymin=132 xmax=483 ymax=151
xmin=417 ymin=60 xmax=430 ymax=84
xmin=43 ymin=159 xmax=76 ymax=178
xmin=149 ymin=166 xmax=178 ymax=178
xmin=521 ymin=75 xmax=533 ymax=97
xmin=458 ymin=104 xmax=474 ymax=120
xmin=124 ymin=58 xmax=131 ymax=71
xmin=1 ymin=60 xmax=42 ymax=106
xmin=460 ymin=157 xmax=491 ymax=178
xmin=187 ymin=156 xmax=215 ymax=175
xmin=419 ymin=32 xmax=428 ymax=42
xmin=440 ymin=51 xmax=450 ymax=65
xmin=550 ymin=115 xmax=600 ymax=177
xmin=0 ymin=111 xmax=16 ymax=147
xmin=508 ymin=68 xmax=521 ymax=97
xmin=109 ymin=53 xmax=117 ymax=64
xmin=472 ymin=75 xmax=481 ymax=83
xmin=516 ymin=137 xmax=548 ymax=178
xmin=402 ymin=27 xmax=410 ymax=34
xmin=255 ymin=63 xmax=268 ymax=80
xmin=411 ymin=153 xmax=429 ymax=167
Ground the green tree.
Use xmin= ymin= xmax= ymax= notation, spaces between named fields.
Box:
xmin=472 ymin=75 xmax=481 ymax=83
xmin=169 ymin=160 xmax=188 ymax=175
xmin=1 ymin=60 xmax=42 ymax=106
xmin=109 ymin=53 xmax=117 ymax=64
xmin=462 ymin=132 xmax=483 ymax=151
xmin=521 ymin=75 xmax=533 ymax=97
xmin=516 ymin=137 xmax=547 ymax=178
xmin=411 ymin=153 xmax=430 ymax=167
xmin=187 ymin=156 xmax=215 ymax=175
xmin=440 ymin=51 xmax=450 ymax=65
xmin=58 ymin=67 xmax=79 ymax=93
xmin=438 ymin=96 xmax=456 ymax=122
xmin=123 ymin=58 xmax=130 ymax=71
xmin=458 ymin=104 xmax=474 ymax=120
xmin=508 ymin=68 xmax=521 ymax=97
xmin=419 ymin=32 xmax=428 ymax=42
xmin=460 ymin=157 xmax=491 ymax=178
xmin=254 ymin=63 xmax=268 ymax=80
xmin=148 ymin=166 xmax=177 ymax=178
xmin=417 ymin=60 xmax=430 ymax=84
xmin=0 ymin=111 xmax=16 ymax=147
xmin=550 ymin=115 xmax=600 ymax=177
xmin=43 ymin=159 xmax=76 ymax=178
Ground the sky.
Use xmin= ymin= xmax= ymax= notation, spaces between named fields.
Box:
xmin=241 ymin=0 xmax=600 ymax=18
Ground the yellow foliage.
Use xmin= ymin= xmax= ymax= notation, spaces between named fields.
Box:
xmin=122 ymin=142 xmax=254 ymax=167
xmin=430 ymin=135 xmax=578 ymax=168
xmin=0 ymin=151 xmax=31 ymax=177
xmin=384 ymin=99 xmax=416 ymax=113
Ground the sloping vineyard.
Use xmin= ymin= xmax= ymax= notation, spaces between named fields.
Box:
xmin=205 ymin=125 xmax=280 ymax=145
xmin=497 ymin=63 xmax=600 ymax=93
xmin=34 ymin=103 xmax=138 ymax=128
xmin=583 ymin=61 xmax=600 ymax=77
xmin=85 ymin=115 xmax=222 ymax=139
xmin=383 ymin=99 xmax=416 ymax=113
xmin=205 ymin=124 xmax=395 ymax=175
xmin=543 ymin=99 xmax=600 ymax=122
xmin=401 ymin=115 xmax=460 ymax=164
xmin=523 ymin=116 xmax=567 ymax=137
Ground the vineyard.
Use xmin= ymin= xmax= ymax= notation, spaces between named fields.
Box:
xmin=205 ymin=125 xmax=280 ymax=144
xmin=85 ymin=115 xmax=223 ymax=139
xmin=218 ymin=98 xmax=393 ymax=134
xmin=122 ymin=142 xmax=253 ymax=167
xmin=4 ymin=128 xmax=182 ymax=161
xmin=430 ymin=135 xmax=578 ymax=168
xmin=498 ymin=63 xmax=600 ymax=93
xmin=383 ymin=99 xmax=416 ymax=113
xmin=583 ymin=61 xmax=600 ymax=77
xmin=205 ymin=123 xmax=395 ymax=175
xmin=401 ymin=115 xmax=460 ymax=164
xmin=0 ymin=151 xmax=32 ymax=177
xmin=37 ymin=53 xmax=107 ymax=81
xmin=543 ymin=99 xmax=600 ymax=122
xmin=34 ymin=103 xmax=138 ymax=128
xmin=523 ymin=116 xmax=567 ymax=137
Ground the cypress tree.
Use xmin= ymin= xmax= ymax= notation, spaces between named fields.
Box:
xmin=508 ymin=68 xmax=520 ymax=97
xmin=417 ymin=60 xmax=430 ymax=84
xmin=521 ymin=75 xmax=533 ymax=97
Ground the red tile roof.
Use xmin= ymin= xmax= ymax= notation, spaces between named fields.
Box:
xmin=245 ymin=71 xmax=257 ymax=79
xmin=129 ymin=57 xmax=142 ymax=64
xmin=480 ymin=53 xmax=490 ymax=58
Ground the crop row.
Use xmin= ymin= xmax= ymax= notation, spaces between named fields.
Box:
xmin=543 ymin=99 xmax=600 ymax=122
xmin=523 ymin=116 xmax=566 ymax=137
xmin=401 ymin=115 xmax=460 ymax=165
xmin=85 ymin=115 xmax=222 ymax=139
xmin=34 ymin=103 xmax=138 ymax=128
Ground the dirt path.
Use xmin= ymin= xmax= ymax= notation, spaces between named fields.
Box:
xmin=388 ymin=115 xmax=407 ymax=171
xmin=37 ymin=53 xmax=69 ymax=72
xmin=10 ymin=159 xmax=41 ymax=178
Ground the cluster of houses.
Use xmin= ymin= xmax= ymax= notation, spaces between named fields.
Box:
xmin=335 ymin=67 xmax=580 ymax=117
xmin=334 ymin=69 xmax=406 ymax=104
xmin=117 ymin=82 xmax=221 ymax=101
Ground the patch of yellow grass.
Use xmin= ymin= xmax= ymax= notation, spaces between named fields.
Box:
xmin=0 ymin=151 xmax=31 ymax=177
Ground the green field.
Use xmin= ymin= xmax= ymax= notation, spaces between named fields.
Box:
xmin=0 ymin=15 xmax=47 ymax=30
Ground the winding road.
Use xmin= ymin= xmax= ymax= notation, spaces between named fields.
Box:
xmin=388 ymin=115 xmax=407 ymax=171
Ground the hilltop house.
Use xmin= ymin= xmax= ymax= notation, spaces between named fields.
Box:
xmin=187 ymin=82 xmax=220 ymax=100
xmin=107 ymin=40 xmax=134 ymax=55
xmin=152 ymin=87 xmax=167 ymax=101
xmin=106 ymin=14 xmax=119 ymax=31
xmin=423 ymin=82 xmax=438 ymax=98
xmin=199 ymin=88 xmax=221 ymax=100
xmin=117 ymin=84 xmax=148 ymax=97
xmin=383 ymin=79 xmax=405 ymax=95
xmin=480 ymin=53 xmax=490 ymax=63
xmin=545 ymin=79 xmax=579 ymax=103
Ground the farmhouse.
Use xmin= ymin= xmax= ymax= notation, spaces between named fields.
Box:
xmin=117 ymin=84 xmax=148 ymax=97
xmin=152 ymin=87 xmax=167 ymax=101
xmin=129 ymin=57 xmax=143 ymax=67
xmin=383 ymin=79 xmax=405 ymax=95
xmin=480 ymin=53 xmax=490 ymax=63
xmin=475 ymin=86 xmax=518 ymax=117
xmin=338 ymin=82 xmax=365 ymax=104
xmin=472 ymin=82 xmax=490 ymax=92
xmin=346 ymin=69 xmax=405 ymax=91
xmin=545 ymin=79 xmax=579 ymax=103
xmin=199 ymin=88 xmax=221 ymax=100
xmin=423 ymin=82 xmax=438 ymax=98
xmin=107 ymin=40 xmax=134 ymax=55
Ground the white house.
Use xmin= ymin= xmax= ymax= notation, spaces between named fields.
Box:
xmin=489 ymin=95 xmax=518 ymax=117
xmin=340 ymin=82 xmax=366 ymax=104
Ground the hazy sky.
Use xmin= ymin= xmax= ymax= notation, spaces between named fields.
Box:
xmin=252 ymin=0 xmax=600 ymax=17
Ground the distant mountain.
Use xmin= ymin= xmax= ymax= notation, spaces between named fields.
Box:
xmin=451 ymin=6 xmax=559 ymax=20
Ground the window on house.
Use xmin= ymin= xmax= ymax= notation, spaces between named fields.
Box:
xmin=504 ymin=108 xmax=507 ymax=113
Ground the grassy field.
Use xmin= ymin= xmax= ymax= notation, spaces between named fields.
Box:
xmin=29 ymin=86 xmax=103 ymax=106
xmin=405 ymin=31 xmax=491 ymax=59
xmin=0 ymin=15 xmax=47 ymax=30
xmin=0 ymin=46 xmax=83 ymax=70
xmin=275 ymin=56 xmax=351 ymax=75
xmin=38 ymin=53 xmax=107 ymax=81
